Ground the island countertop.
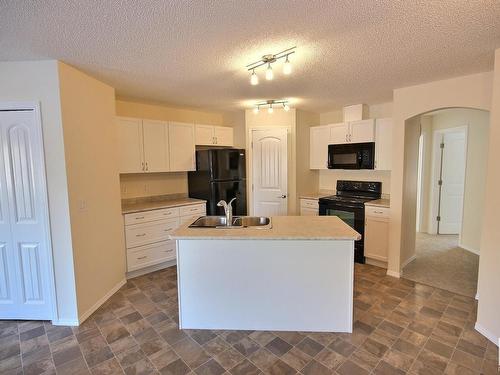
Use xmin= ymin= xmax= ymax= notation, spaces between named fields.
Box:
xmin=170 ymin=215 xmax=361 ymax=240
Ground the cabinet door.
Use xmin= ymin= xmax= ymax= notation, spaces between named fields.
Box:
xmin=329 ymin=123 xmax=349 ymax=144
xmin=195 ymin=124 xmax=215 ymax=145
xmin=375 ymin=118 xmax=392 ymax=170
xmin=169 ymin=122 xmax=195 ymax=171
xmin=349 ymin=119 xmax=375 ymax=143
xmin=214 ymin=126 xmax=234 ymax=146
xmin=116 ymin=117 xmax=144 ymax=173
xmin=310 ymin=126 xmax=330 ymax=169
xmin=142 ymin=120 xmax=169 ymax=172
xmin=364 ymin=216 xmax=389 ymax=261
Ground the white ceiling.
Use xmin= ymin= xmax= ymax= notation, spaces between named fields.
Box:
xmin=1 ymin=1 xmax=500 ymax=113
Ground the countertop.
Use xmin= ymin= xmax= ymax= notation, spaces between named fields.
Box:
xmin=170 ymin=216 xmax=361 ymax=241
xmin=299 ymin=190 xmax=335 ymax=200
xmin=364 ymin=198 xmax=390 ymax=208
xmin=122 ymin=198 xmax=206 ymax=214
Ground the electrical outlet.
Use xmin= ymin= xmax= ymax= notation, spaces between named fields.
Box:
xmin=78 ymin=199 xmax=87 ymax=211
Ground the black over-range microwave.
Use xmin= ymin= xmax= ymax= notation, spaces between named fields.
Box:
xmin=328 ymin=142 xmax=375 ymax=169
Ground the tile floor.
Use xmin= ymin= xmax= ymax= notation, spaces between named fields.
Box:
xmin=0 ymin=264 xmax=498 ymax=375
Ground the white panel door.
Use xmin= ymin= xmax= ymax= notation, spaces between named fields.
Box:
xmin=310 ymin=125 xmax=330 ymax=169
xmin=195 ymin=124 xmax=214 ymax=145
xmin=169 ymin=122 xmax=195 ymax=171
xmin=439 ymin=130 xmax=466 ymax=234
xmin=214 ymin=126 xmax=234 ymax=146
xmin=349 ymin=119 xmax=375 ymax=143
xmin=142 ymin=120 xmax=168 ymax=172
xmin=117 ymin=117 xmax=144 ymax=173
xmin=252 ymin=128 xmax=287 ymax=216
xmin=0 ymin=109 xmax=54 ymax=319
xmin=329 ymin=123 xmax=349 ymax=144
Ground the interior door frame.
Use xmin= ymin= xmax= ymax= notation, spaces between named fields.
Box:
xmin=247 ymin=127 xmax=289 ymax=216
xmin=0 ymin=101 xmax=57 ymax=321
xmin=428 ymin=125 xmax=468 ymax=237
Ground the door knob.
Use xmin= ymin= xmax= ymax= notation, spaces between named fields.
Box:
xmin=278 ymin=194 xmax=287 ymax=198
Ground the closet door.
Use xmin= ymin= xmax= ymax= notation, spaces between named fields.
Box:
xmin=0 ymin=109 xmax=54 ymax=319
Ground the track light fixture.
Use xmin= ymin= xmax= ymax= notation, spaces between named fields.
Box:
xmin=252 ymin=99 xmax=291 ymax=114
xmin=247 ymin=47 xmax=296 ymax=85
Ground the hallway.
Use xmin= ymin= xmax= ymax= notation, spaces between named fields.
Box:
xmin=402 ymin=233 xmax=479 ymax=298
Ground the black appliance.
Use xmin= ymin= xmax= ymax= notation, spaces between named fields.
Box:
xmin=319 ymin=180 xmax=381 ymax=263
xmin=328 ymin=142 xmax=375 ymax=169
xmin=188 ymin=149 xmax=247 ymax=216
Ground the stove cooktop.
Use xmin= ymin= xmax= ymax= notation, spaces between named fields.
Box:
xmin=319 ymin=194 xmax=378 ymax=205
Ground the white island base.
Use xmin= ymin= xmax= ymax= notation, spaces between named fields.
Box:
xmin=173 ymin=217 xmax=359 ymax=333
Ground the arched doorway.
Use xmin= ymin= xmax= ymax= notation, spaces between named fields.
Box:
xmin=399 ymin=108 xmax=489 ymax=297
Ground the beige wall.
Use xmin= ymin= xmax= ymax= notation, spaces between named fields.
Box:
xmin=0 ymin=61 xmax=78 ymax=323
xmin=390 ymin=71 xmax=493 ymax=278
xmin=116 ymin=100 xmax=241 ymax=199
xmin=245 ymin=108 xmax=297 ymax=214
xmin=418 ymin=109 xmax=489 ymax=254
xmin=319 ymin=101 xmax=393 ymax=125
xmin=477 ymin=48 xmax=500 ymax=344
xmin=58 ymin=63 xmax=126 ymax=319
xmin=296 ymin=109 xmax=320 ymax=206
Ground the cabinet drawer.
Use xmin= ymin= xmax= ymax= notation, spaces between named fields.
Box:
xmin=127 ymin=241 xmax=176 ymax=271
xmin=301 ymin=207 xmax=318 ymax=216
xmin=180 ymin=214 xmax=203 ymax=225
xmin=125 ymin=207 xmax=180 ymax=225
xmin=125 ymin=218 xmax=179 ymax=248
xmin=365 ymin=206 xmax=389 ymax=219
xmin=300 ymin=199 xmax=319 ymax=209
xmin=179 ymin=204 xmax=205 ymax=217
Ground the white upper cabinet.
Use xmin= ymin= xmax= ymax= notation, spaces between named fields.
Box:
xmin=310 ymin=125 xmax=331 ymax=169
xmin=349 ymin=119 xmax=375 ymax=143
xmin=375 ymin=118 xmax=392 ymax=171
xmin=142 ymin=120 xmax=169 ymax=172
xmin=117 ymin=117 xmax=144 ymax=173
xmin=195 ymin=124 xmax=233 ymax=146
xmin=169 ymin=122 xmax=196 ymax=171
xmin=214 ymin=126 xmax=233 ymax=146
xmin=329 ymin=123 xmax=349 ymax=144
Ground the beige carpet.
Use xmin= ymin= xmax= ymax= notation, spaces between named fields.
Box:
xmin=402 ymin=233 xmax=479 ymax=297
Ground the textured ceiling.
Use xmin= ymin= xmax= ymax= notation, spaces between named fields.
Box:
xmin=1 ymin=1 xmax=500 ymax=112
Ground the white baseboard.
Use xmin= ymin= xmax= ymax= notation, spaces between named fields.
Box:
xmin=458 ymin=242 xmax=480 ymax=255
xmin=475 ymin=321 xmax=499 ymax=345
xmin=126 ymin=259 xmax=176 ymax=279
xmin=77 ymin=278 xmax=127 ymax=324
xmin=51 ymin=318 xmax=80 ymax=326
xmin=401 ymin=255 xmax=417 ymax=269
xmin=386 ymin=269 xmax=400 ymax=278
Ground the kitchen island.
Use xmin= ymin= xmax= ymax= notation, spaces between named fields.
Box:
xmin=170 ymin=216 xmax=360 ymax=332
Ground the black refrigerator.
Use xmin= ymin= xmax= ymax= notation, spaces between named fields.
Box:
xmin=188 ymin=149 xmax=247 ymax=216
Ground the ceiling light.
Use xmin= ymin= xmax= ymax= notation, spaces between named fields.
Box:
xmin=265 ymin=63 xmax=273 ymax=80
xmin=283 ymin=55 xmax=292 ymax=75
xmin=253 ymin=105 xmax=259 ymax=114
xmin=283 ymin=102 xmax=290 ymax=111
xmin=268 ymin=104 xmax=274 ymax=114
xmin=253 ymin=99 xmax=290 ymax=114
xmin=250 ymin=69 xmax=259 ymax=85
xmin=246 ymin=47 xmax=296 ymax=85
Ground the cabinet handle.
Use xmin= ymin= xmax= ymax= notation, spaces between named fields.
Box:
xmin=137 ymin=256 xmax=147 ymax=260
xmin=345 ymin=134 xmax=348 ymax=142
xmin=215 ymin=137 xmax=218 ymax=144
xmin=135 ymin=216 xmax=145 ymax=220
xmin=163 ymin=249 xmax=173 ymax=253
xmin=145 ymin=162 xmax=149 ymax=171
xmin=373 ymin=210 xmax=383 ymax=214
xmin=163 ymin=212 xmax=172 ymax=216
xmin=141 ymin=162 xmax=145 ymax=171
xmin=190 ymin=208 xmax=198 ymax=211
xmin=135 ymin=233 xmax=146 ymax=237
xmin=164 ymin=227 xmax=174 ymax=232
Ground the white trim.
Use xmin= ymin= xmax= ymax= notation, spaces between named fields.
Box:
xmin=0 ymin=101 xmax=58 ymax=322
xmin=401 ymin=254 xmax=417 ymax=269
xmin=386 ymin=269 xmax=400 ymax=278
xmin=51 ymin=319 xmax=80 ymax=327
xmin=474 ymin=322 xmax=499 ymax=345
xmin=76 ymin=278 xmax=126 ymax=324
xmin=458 ymin=242 xmax=480 ymax=255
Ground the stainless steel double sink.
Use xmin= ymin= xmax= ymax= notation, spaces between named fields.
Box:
xmin=189 ymin=216 xmax=272 ymax=229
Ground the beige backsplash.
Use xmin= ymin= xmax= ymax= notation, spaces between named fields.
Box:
xmin=120 ymin=172 xmax=188 ymax=199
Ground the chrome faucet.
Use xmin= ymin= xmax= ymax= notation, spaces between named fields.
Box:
xmin=217 ymin=198 xmax=237 ymax=226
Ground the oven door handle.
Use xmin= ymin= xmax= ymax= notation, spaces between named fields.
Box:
xmin=319 ymin=203 xmax=362 ymax=210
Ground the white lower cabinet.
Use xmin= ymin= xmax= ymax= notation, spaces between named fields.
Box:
xmin=364 ymin=206 xmax=390 ymax=264
xmin=300 ymin=198 xmax=319 ymax=216
xmin=124 ymin=202 xmax=206 ymax=276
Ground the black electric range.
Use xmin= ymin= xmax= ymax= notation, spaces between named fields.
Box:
xmin=319 ymin=180 xmax=382 ymax=263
